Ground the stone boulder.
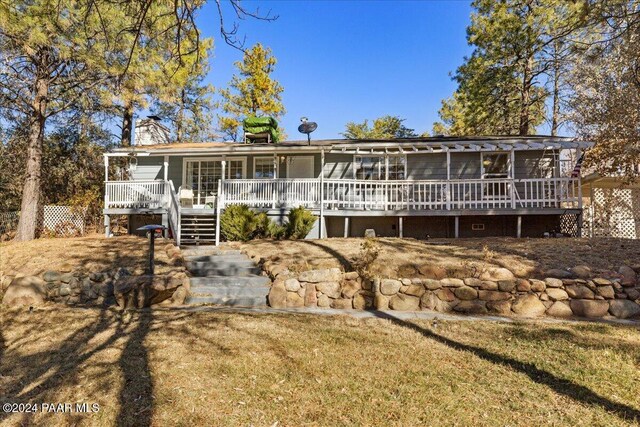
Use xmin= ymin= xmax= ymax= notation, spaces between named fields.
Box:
xmin=42 ymin=270 xmax=61 ymax=282
xmin=479 ymin=267 xmax=515 ymax=282
xmin=317 ymin=294 xmax=331 ymax=308
xmin=596 ymin=286 xmax=615 ymax=299
xmin=570 ymin=300 xmax=609 ymax=318
xmin=423 ymin=279 xmax=442 ymax=290
xmin=608 ymin=300 xmax=640 ymax=319
xmin=571 ymin=265 xmax=592 ymax=279
xmin=316 ymin=281 xmax=341 ymax=298
xmin=625 ymin=287 xmax=640 ymax=301
xmin=374 ymin=294 xmax=389 ymax=310
xmin=512 ymin=294 xmax=546 ymax=317
xmin=404 ymin=284 xmax=425 ymax=297
xmin=454 ymin=300 xmax=488 ymax=315
xmin=389 ymin=293 xmax=420 ymax=311
xmin=479 ymin=281 xmax=499 ymax=291
xmin=284 ymin=278 xmax=301 ymax=292
xmin=304 ymin=284 xmax=317 ymax=307
xmin=619 ymin=266 xmax=637 ymax=287
xmin=464 ymin=278 xmax=483 ymax=287
xmin=545 ymin=288 xmax=569 ymax=301
xmin=420 ymin=292 xmax=456 ymax=312
xmin=2 ymin=276 xmax=47 ymax=307
xmin=515 ymin=279 xmax=531 ymax=292
xmin=478 ymin=290 xmax=510 ymax=301
xmin=380 ymin=279 xmax=402 ymax=296
xmin=331 ymin=298 xmax=353 ymax=310
xmin=287 ymin=292 xmax=305 ymax=308
xmin=298 ymin=268 xmax=342 ymax=283
xmin=353 ymin=291 xmax=374 ymax=310
xmin=529 ymin=279 xmax=546 ymax=292
xmin=268 ymin=281 xmax=287 ymax=309
xmin=545 ymin=268 xmax=573 ymax=279
xmin=544 ymin=278 xmax=563 ymax=288
xmin=593 ymin=278 xmax=612 ymax=286
xmin=453 ymin=286 xmax=478 ymax=300
xmin=565 ymin=284 xmax=595 ymax=299
xmin=498 ymin=280 xmax=516 ymax=292
xmin=486 ymin=300 xmax=512 ymax=316
xmin=436 ymin=288 xmax=456 ymax=302
xmin=546 ymin=301 xmax=573 ymax=318
xmin=441 ymin=278 xmax=464 ymax=288
xmin=341 ymin=280 xmax=361 ymax=298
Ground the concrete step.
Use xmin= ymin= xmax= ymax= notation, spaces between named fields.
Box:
xmin=186 ymin=295 xmax=268 ymax=307
xmin=190 ymin=275 xmax=271 ymax=287
xmin=185 ymin=254 xmax=253 ymax=263
xmin=186 ymin=264 xmax=263 ymax=277
xmin=181 ymin=249 xmax=242 ymax=257
xmin=189 ymin=285 xmax=270 ymax=298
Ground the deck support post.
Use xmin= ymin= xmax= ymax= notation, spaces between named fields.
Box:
xmin=398 ymin=217 xmax=403 ymax=238
xmin=104 ymin=214 xmax=110 ymax=237
xmin=576 ymin=212 xmax=583 ymax=238
xmin=319 ymin=149 xmax=325 ymax=239
xmin=163 ymin=155 xmax=169 ymax=182
xmin=215 ymin=178 xmax=222 ymax=246
xmin=161 ymin=213 xmax=169 ymax=238
xmin=344 ymin=217 xmax=349 ymax=238
xmin=517 ymin=215 xmax=522 ymax=238
xmin=454 ymin=216 xmax=459 ymax=238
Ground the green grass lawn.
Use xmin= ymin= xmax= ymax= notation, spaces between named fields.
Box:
xmin=1 ymin=307 xmax=639 ymax=426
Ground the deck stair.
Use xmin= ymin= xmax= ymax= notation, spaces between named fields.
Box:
xmin=180 ymin=210 xmax=216 ymax=246
xmin=183 ymin=246 xmax=270 ymax=307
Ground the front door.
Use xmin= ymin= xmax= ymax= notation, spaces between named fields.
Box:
xmin=184 ymin=158 xmax=245 ymax=206
xmin=287 ymin=156 xmax=315 ymax=178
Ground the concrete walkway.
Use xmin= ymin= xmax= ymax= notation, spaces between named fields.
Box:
xmin=166 ymin=305 xmax=640 ymax=327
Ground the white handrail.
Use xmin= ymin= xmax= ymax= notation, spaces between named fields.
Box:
xmin=167 ymin=180 xmax=181 ymax=246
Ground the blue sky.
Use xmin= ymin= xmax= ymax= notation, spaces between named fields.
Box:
xmin=196 ymin=0 xmax=474 ymax=140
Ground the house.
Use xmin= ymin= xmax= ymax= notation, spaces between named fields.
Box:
xmin=103 ymin=118 xmax=593 ymax=245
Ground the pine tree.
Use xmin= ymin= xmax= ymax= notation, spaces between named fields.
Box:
xmin=343 ymin=116 xmax=418 ymax=139
xmin=218 ymin=43 xmax=285 ymax=141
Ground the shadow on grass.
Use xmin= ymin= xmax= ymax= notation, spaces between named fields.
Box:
xmin=372 ymin=310 xmax=640 ymax=423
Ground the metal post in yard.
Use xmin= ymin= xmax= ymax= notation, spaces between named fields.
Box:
xmin=137 ymin=224 xmax=166 ymax=275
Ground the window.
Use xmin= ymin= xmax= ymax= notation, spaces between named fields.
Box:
xmin=254 ymin=157 xmax=276 ymax=178
xmin=184 ymin=158 xmax=245 ymax=205
xmin=354 ymin=155 xmax=406 ymax=180
xmin=481 ymin=153 xmax=510 ymax=179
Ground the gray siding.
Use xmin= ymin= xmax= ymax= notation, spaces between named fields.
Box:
xmin=406 ymin=153 xmax=447 ymax=180
xmin=323 ymin=153 xmax=354 ymax=179
xmin=450 ymin=152 xmax=481 ymax=179
xmin=514 ymin=150 xmax=556 ymax=178
xmin=131 ymin=157 xmax=163 ymax=180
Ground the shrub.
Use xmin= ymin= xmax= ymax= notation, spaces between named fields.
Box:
xmin=353 ymin=237 xmax=381 ymax=279
xmin=220 ymin=204 xmax=263 ymax=242
xmin=284 ymin=206 xmax=316 ymax=239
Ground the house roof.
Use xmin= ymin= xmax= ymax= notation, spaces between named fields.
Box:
xmin=107 ymin=135 xmax=593 ymax=156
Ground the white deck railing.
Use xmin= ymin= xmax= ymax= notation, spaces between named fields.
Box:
xmin=105 ymin=177 xmax=581 ymax=212
xmin=104 ymin=180 xmax=169 ymax=209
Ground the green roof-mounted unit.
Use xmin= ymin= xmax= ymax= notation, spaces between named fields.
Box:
xmin=243 ymin=116 xmax=279 ymax=143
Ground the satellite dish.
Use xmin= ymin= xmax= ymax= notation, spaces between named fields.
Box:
xmin=298 ymin=117 xmax=318 ymax=144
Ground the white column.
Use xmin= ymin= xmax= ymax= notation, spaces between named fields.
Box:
xmin=103 ymin=155 xmax=110 ymax=211
xmin=399 ymin=217 xmax=403 ymax=238
xmin=454 ymin=216 xmax=459 ymax=238
xmin=163 ymin=155 xmax=169 ymax=182
xmin=517 ymin=215 xmax=522 ymax=238
xmin=104 ymin=155 xmax=109 ymax=182
xmin=344 ymin=217 xmax=349 ymax=238
xmin=319 ymin=149 xmax=325 ymax=239
xmin=446 ymin=149 xmax=451 ymax=210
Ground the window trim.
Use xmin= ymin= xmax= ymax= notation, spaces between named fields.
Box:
xmin=480 ymin=151 xmax=512 ymax=179
xmin=253 ymin=156 xmax=278 ymax=179
xmin=285 ymin=155 xmax=315 ymax=178
xmin=352 ymin=154 xmax=406 ymax=181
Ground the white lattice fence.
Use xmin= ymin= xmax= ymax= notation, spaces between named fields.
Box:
xmin=585 ymin=188 xmax=640 ymax=239
xmin=0 ymin=211 xmax=19 ymax=235
xmin=41 ymin=206 xmax=88 ymax=236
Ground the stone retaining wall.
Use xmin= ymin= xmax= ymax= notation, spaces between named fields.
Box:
xmin=1 ymin=244 xmax=188 ymax=309
xmin=264 ymin=262 xmax=640 ymax=320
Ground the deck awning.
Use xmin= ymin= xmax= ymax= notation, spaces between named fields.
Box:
xmin=328 ymin=139 xmax=594 ymax=154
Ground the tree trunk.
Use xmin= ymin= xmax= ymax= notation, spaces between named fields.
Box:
xmin=550 ymin=42 xmax=561 ymax=136
xmin=176 ymin=88 xmax=185 ymax=142
xmin=14 ymin=74 xmax=48 ymax=241
xmin=121 ymin=100 xmax=134 ymax=146
xmin=519 ymin=56 xmax=533 ymax=136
